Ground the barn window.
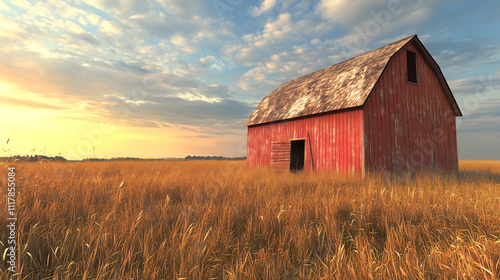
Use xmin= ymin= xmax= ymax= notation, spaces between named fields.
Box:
xmin=407 ymin=50 xmax=417 ymax=83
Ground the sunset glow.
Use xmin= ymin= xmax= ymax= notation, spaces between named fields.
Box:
xmin=1 ymin=0 xmax=499 ymax=160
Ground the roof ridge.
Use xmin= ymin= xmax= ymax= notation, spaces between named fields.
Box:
xmin=328 ymin=34 xmax=416 ymax=68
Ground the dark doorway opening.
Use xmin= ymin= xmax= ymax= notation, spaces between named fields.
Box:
xmin=290 ymin=140 xmax=305 ymax=172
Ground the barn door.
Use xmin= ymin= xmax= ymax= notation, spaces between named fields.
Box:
xmin=270 ymin=142 xmax=291 ymax=172
xmin=290 ymin=140 xmax=305 ymax=172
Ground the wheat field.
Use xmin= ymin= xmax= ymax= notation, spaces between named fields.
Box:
xmin=1 ymin=160 xmax=499 ymax=279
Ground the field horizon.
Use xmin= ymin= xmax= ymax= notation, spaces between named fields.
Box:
xmin=1 ymin=160 xmax=499 ymax=279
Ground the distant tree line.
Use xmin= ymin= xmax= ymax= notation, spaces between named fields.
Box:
xmin=0 ymin=155 xmax=67 ymax=162
xmin=0 ymin=155 xmax=246 ymax=162
xmin=185 ymin=155 xmax=246 ymax=161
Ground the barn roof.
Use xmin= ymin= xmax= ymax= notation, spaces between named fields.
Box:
xmin=245 ymin=35 xmax=462 ymax=127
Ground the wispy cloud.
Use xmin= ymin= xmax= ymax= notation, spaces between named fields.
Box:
xmin=0 ymin=95 xmax=65 ymax=110
xmin=250 ymin=0 xmax=278 ymax=16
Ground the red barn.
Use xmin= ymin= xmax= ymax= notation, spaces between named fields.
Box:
xmin=245 ymin=35 xmax=462 ymax=174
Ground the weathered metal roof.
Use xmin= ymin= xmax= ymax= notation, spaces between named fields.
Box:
xmin=245 ymin=35 xmax=461 ymax=127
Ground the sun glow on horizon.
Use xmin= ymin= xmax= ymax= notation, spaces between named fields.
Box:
xmin=0 ymin=85 xmax=245 ymax=160
xmin=0 ymin=79 xmax=209 ymax=160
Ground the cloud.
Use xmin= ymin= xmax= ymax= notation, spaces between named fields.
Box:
xmin=99 ymin=92 xmax=254 ymax=134
xmin=425 ymin=37 xmax=500 ymax=70
xmin=0 ymin=95 xmax=65 ymax=110
xmin=315 ymin=0 xmax=446 ymax=50
xmin=225 ymin=11 xmax=334 ymax=64
xmin=99 ymin=19 xmax=122 ymax=35
xmin=0 ymin=0 xmax=11 ymax=11
xmin=449 ymin=72 xmax=500 ymax=134
xmin=250 ymin=0 xmax=278 ymax=16
xmin=129 ymin=96 xmax=253 ymax=127
xmin=169 ymin=34 xmax=197 ymax=54
xmin=317 ymin=0 xmax=433 ymax=27
xmin=79 ymin=0 xmax=154 ymax=17
xmin=157 ymin=0 xmax=208 ymax=18
xmin=449 ymin=72 xmax=500 ymax=97
xmin=0 ymin=7 xmax=249 ymax=133
xmin=225 ymin=10 xmax=363 ymax=95
xmin=199 ymin=55 xmax=226 ymax=71
xmin=8 ymin=0 xmax=31 ymax=9
xmin=124 ymin=9 xmax=233 ymax=52
xmin=0 ymin=2 xmax=110 ymax=58
xmin=0 ymin=49 xmax=251 ymax=133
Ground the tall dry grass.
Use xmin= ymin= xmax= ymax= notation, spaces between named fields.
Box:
xmin=0 ymin=160 xmax=499 ymax=279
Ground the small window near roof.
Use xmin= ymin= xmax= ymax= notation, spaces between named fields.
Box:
xmin=407 ymin=50 xmax=417 ymax=83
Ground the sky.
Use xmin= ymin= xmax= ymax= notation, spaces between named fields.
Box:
xmin=0 ymin=0 xmax=499 ymax=160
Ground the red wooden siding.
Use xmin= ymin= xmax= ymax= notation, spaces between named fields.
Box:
xmin=247 ymin=108 xmax=364 ymax=174
xmin=363 ymin=41 xmax=458 ymax=172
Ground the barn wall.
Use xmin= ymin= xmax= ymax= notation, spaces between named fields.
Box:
xmin=247 ymin=108 xmax=364 ymax=174
xmin=363 ymin=41 xmax=458 ymax=172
